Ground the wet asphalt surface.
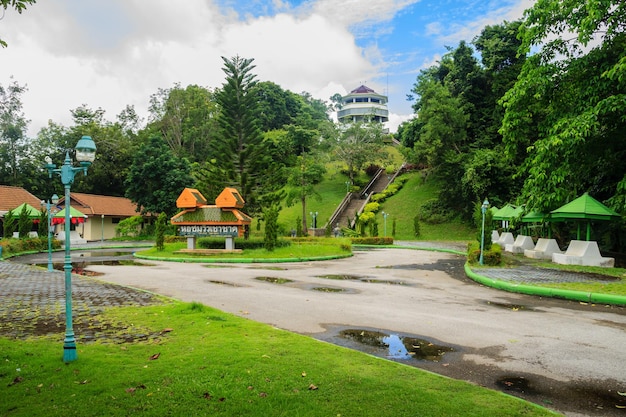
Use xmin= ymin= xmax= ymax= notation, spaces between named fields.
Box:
xmin=2 ymin=244 xmax=626 ymax=417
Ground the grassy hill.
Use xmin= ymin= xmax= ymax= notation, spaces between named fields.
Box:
xmin=269 ymin=147 xmax=475 ymax=242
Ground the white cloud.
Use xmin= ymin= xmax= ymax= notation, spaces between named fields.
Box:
xmin=1 ymin=0 xmax=386 ymax=136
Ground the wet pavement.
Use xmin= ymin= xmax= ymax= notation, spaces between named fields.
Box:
xmin=2 ymin=243 xmax=626 ymax=417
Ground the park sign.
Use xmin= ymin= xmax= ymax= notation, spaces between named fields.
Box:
xmin=170 ymin=187 xmax=251 ymax=250
xmin=178 ymin=225 xmax=239 ymax=237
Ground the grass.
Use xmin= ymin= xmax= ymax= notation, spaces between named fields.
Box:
xmin=0 ymin=301 xmax=557 ymax=417
xmin=375 ymin=172 xmax=475 ymax=241
xmin=136 ymin=238 xmax=352 ymax=261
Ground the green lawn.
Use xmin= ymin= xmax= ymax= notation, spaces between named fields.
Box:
xmin=0 ymin=301 xmax=557 ymax=417
xmin=376 ymin=172 xmax=475 ymax=241
xmin=137 ymin=239 xmax=352 ymax=261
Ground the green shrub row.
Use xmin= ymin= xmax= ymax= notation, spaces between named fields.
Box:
xmin=197 ymin=236 xmax=291 ymax=250
xmin=370 ymin=176 xmax=409 ymax=203
xmin=466 ymin=241 xmax=502 ymax=266
xmin=350 ymin=237 xmax=394 ymax=245
xmin=0 ymin=237 xmax=61 ymax=258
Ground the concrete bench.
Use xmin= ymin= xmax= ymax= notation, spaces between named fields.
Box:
xmin=505 ymin=235 xmax=535 ymax=254
xmin=495 ymin=232 xmax=514 ymax=248
xmin=524 ymin=238 xmax=562 ymax=260
xmin=552 ymin=240 xmax=614 ymax=267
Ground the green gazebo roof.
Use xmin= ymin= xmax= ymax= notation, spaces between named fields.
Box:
xmin=550 ymin=193 xmax=620 ymax=221
xmin=492 ymin=204 xmax=523 ymax=221
xmin=11 ymin=203 xmax=41 ymax=218
xmin=521 ymin=210 xmax=546 ymax=223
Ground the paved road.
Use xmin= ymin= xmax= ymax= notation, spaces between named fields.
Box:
xmin=4 ymin=246 xmax=626 ymax=416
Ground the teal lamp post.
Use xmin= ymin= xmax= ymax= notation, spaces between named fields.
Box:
xmin=479 ymin=198 xmax=489 ymax=265
xmin=382 ymin=211 xmax=388 ymax=237
xmin=44 ymin=194 xmax=59 ymax=272
xmin=309 ymin=211 xmax=318 ymax=229
xmin=45 ymin=136 xmax=96 ymax=363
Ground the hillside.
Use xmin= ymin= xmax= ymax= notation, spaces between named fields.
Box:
xmin=273 ymin=158 xmax=475 ymax=242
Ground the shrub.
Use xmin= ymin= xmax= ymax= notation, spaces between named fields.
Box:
xmin=413 ymin=215 xmax=421 ymax=237
xmin=155 ymin=213 xmax=167 ymax=251
xmin=0 ymin=237 xmax=61 ymax=257
xmin=350 ymin=237 xmax=394 ymax=245
xmin=116 ymin=215 xmax=144 ymax=237
xmin=419 ymin=199 xmax=454 ymax=224
xmin=197 ymin=237 xmax=291 ymax=250
xmin=467 ymin=241 xmax=502 ymax=266
xmin=3 ymin=210 xmax=16 ymax=237
xmin=363 ymin=202 xmax=380 ymax=213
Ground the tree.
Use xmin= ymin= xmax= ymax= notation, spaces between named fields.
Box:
xmin=331 ymin=121 xmax=386 ymax=184
xmin=263 ymin=204 xmax=279 ymax=251
xmin=286 ymin=153 xmax=326 ymax=233
xmin=209 ymin=56 xmax=284 ymax=215
xmin=0 ymin=0 xmax=36 ymax=47
xmin=501 ymin=0 xmax=626 ymax=213
xmin=125 ymin=135 xmax=193 ymax=217
xmin=148 ymin=84 xmax=219 ymax=161
xmin=155 ymin=212 xmax=167 ymax=251
xmin=0 ymin=78 xmax=29 ymax=186
xmin=17 ymin=204 xmax=30 ymax=238
xmin=2 ymin=209 xmax=15 ymax=237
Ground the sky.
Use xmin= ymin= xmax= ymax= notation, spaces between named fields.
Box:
xmin=1 ymin=0 xmax=535 ymax=137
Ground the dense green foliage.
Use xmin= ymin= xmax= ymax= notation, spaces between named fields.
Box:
xmin=124 ymin=136 xmax=193 ymax=217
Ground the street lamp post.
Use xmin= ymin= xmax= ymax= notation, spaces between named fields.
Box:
xmin=44 ymin=194 xmax=59 ymax=272
xmin=382 ymin=211 xmax=388 ymax=237
xmin=479 ymin=198 xmax=489 ymax=266
xmin=309 ymin=211 xmax=318 ymax=229
xmin=345 ymin=181 xmax=351 ymax=194
xmin=45 ymin=136 xmax=97 ymax=363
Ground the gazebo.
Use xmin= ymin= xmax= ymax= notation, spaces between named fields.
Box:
xmin=549 ymin=192 xmax=620 ymax=241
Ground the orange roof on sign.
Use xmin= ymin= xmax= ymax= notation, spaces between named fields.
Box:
xmin=176 ymin=188 xmax=208 ymax=209
xmin=215 ymin=187 xmax=245 ymax=208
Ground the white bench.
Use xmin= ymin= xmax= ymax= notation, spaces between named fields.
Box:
xmin=505 ymin=235 xmax=535 ymax=253
xmin=552 ymin=240 xmax=614 ymax=267
xmin=495 ymin=232 xmax=514 ymax=248
xmin=524 ymin=238 xmax=562 ymax=260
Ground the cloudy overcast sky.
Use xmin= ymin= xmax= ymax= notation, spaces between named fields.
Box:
xmin=1 ymin=0 xmax=534 ymax=136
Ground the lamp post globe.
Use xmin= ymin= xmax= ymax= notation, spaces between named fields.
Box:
xmin=45 ymin=136 xmax=96 ymax=363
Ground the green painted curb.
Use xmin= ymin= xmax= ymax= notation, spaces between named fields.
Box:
xmin=464 ymin=262 xmax=626 ymax=306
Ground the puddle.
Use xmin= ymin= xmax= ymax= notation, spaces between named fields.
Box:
xmin=316 ymin=275 xmax=406 ymax=286
xmin=484 ymin=301 xmax=534 ymax=311
xmin=496 ymin=376 xmax=537 ymax=394
xmin=312 ymin=287 xmax=346 ymax=293
xmin=254 ymin=276 xmax=294 ymax=284
xmin=74 ymin=251 xmax=136 ymax=257
xmin=339 ymin=329 xmax=454 ymax=361
xmin=39 ymin=260 xmax=152 ymax=270
xmin=316 ymin=274 xmax=363 ymax=280
xmin=205 ymin=280 xmax=246 ymax=287
xmin=359 ymin=279 xmax=408 ymax=285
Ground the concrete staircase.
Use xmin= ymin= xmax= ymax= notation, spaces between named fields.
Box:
xmin=326 ymin=165 xmax=403 ymax=229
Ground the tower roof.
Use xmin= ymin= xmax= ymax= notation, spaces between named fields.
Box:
xmin=350 ymin=85 xmax=376 ymax=94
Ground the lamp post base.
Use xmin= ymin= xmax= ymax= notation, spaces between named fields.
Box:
xmin=63 ymin=341 xmax=77 ymax=363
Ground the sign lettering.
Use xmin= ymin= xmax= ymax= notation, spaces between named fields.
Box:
xmin=179 ymin=225 xmax=239 ymax=237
